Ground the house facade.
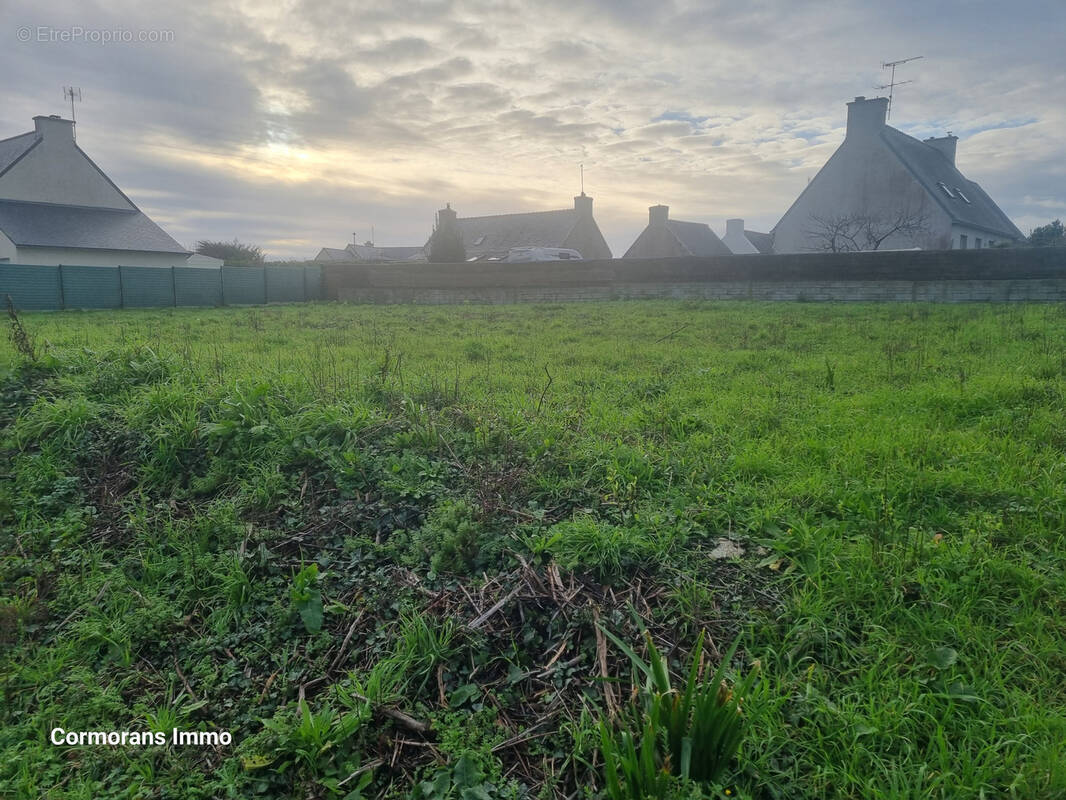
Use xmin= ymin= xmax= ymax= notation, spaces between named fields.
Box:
xmin=772 ymin=96 xmax=1023 ymax=253
xmin=623 ymin=205 xmax=731 ymax=258
xmin=439 ymin=194 xmax=612 ymax=261
xmin=0 ymin=115 xmax=189 ymax=266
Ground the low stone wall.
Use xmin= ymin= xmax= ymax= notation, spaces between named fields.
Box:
xmin=336 ymin=280 xmax=1066 ymax=304
xmin=324 ymin=248 xmax=1066 ymax=305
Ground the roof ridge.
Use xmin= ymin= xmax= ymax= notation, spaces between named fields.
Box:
xmin=459 ymin=208 xmax=574 ymax=222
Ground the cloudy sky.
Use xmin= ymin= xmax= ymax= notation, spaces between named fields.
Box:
xmin=3 ymin=0 xmax=1064 ymax=259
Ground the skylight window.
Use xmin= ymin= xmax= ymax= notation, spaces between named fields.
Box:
xmin=937 ymin=181 xmax=956 ymax=199
xmin=954 ymin=188 xmax=971 ymax=204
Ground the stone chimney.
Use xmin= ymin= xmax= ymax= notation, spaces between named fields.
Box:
xmin=649 ymin=204 xmax=669 ymax=226
xmin=437 ymin=202 xmax=458 ymax=227
xmin=33 ymin=114 xmax=75 ymax=141
xmin=924 ymin=134 xmax=958 ymax=166
xmin=574 ymin=192 xmax=593 ymax=218
xmin=845 ymin=96 xmax=889 ymax=139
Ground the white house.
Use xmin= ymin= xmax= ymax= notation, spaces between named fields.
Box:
xmin=185 ymin=253 xmax=224 ymax=268
xmin=772 ymin=97 xmax=1023 ymax=253
xmin=0 ymin=115 xmax=189 ymax=266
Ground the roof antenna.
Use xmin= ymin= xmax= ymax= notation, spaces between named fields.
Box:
xmin=63 ymin=86 xmax=82 ymax=140
xmin=876 ymin=56 xmax=922 ymax=120
xmin=579 ymin=162 xmax=584 ymax=195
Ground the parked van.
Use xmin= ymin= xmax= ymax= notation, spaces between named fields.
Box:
xmin=503 ymin=247 xmax=583 ymax=263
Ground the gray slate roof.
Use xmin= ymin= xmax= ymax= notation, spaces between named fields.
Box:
xmin=315 ymin=247 xmax=354 ymax=262
xmin=0 ymin=132 xmax=38 ymax=177
xmin=455 ymin=209 xmax=578 ymax=259
xmin=0 ymin=200 xmax=188 ymax=254
xmin=665 ymin=220 xmax=732 ymax=256
xmin=315 ymin=244 xmax=426 ymax=263
xmin=347 ymin=243 xmax=426 ymax=262
xmin=881 ymin=127 xmax=1023 ymax=239
xmin=744 ymin=229 xmax=774 ymax=254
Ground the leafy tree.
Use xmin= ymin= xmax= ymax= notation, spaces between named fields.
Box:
xmin=1029 ymin=219 xmax=1065 ymax=247
xmin=805 ymin=210 xmax=929 ymax=252
xmin=196 ymin=238 xmax=265 ymax=265
xmin=428 ymin=210 xmax=466 ymax=263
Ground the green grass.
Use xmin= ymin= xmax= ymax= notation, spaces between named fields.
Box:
xmin=1 ymin=300 xmax=1065 ymax=799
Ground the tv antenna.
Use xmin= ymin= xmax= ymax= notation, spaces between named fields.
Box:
xmin=579 ymin=162 xmax=584 ymax=195
xmin=877 ymin=56 xmax=922 ymax=120
xmin=63 ymin=86 xmax=82 ymax=139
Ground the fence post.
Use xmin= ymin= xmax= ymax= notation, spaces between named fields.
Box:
xmin=171 ymin=265 xmax=177 ymax=306
xmin=118 ymin=265 xmax=125 ymax=309
xmin=57 ymin=264 xmax=66 ymax=310
xmin=219 ymin=266 xmax=225 ymax=307
xmin=262 ymin=267 xmax=268 ymax=305
xmin=302 ymin=266 xmax=308 ymax=302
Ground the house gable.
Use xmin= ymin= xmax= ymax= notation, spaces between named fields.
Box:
xmin=773 ymin=97 xmax=1022 ymax=253
xmin=772 ymin=99 xmax=952 ymax=253
xmin=0 ymin=117 xmax=135 ymax=210
xmin=623 ymin=205 xmax=729 ymax=258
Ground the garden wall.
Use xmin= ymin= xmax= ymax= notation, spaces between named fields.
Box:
xmin=324 ymin=248 xmax=1066 ymax=304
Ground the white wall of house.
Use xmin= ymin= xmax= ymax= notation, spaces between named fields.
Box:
xmin=0 ymin=117 xmax=134 ymax=210
xmin=950 ymin=225 xmax=1004 ymax=250
xmin=0 ymin=231 xmax=16 ymax=262
xmin=12 ymin=246 xmax=188 ymax=267
xmin=773 ymin=98 xmax=953 ymax=253
xmin=185 ymin=253 xmax=224 ymax=268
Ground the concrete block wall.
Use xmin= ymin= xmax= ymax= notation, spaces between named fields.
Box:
xmin=325 ymin=248 xmax=1066 ymax=305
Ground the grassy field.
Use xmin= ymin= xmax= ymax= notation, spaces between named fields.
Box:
xmin=1 ymin=300 xmax=1064 ymax=799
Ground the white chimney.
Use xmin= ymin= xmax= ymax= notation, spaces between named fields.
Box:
xmin=722 ymin=218 xmax=758 ymax=254
xmin=924 ymin=134 xmax=958 ymax=166
xmin=845 ymin=96 xmax=888 ymax=139
xmin=33 ymin=114 xmax=75 ymax=142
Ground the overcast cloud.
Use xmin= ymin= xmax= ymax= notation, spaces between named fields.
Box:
xmin=3 ymin=0 xmax=1064 ymax=258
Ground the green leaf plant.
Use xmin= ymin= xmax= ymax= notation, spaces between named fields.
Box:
xmin=598 ymin=625 xmax=755 ymax=799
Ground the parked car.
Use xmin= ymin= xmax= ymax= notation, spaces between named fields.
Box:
xmin=503 ymin=247 xmax=583 ymax=263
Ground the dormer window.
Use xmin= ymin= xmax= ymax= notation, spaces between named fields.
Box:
xmin=937 ymin=182 xmax=956 ymax=199
xmin=954 ymin=188 xmax=971 ymax=204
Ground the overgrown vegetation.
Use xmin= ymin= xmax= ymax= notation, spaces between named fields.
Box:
xmin=2 ymin=300 xmax=1065 ymax=798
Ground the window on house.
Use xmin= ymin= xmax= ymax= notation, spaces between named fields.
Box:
xmin=938 ymin=182 xmax=956 ymax=198
xmin=959 ymin=234 xmax=968 ymax=249
xmin=955 ymin=188 xmax=972 ymax=204
xmin=975 ymin=238 xmax=982 ymax=249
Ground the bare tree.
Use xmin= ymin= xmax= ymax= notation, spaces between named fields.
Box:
xmin=805 ymin=209 xmax=929 ymax=252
